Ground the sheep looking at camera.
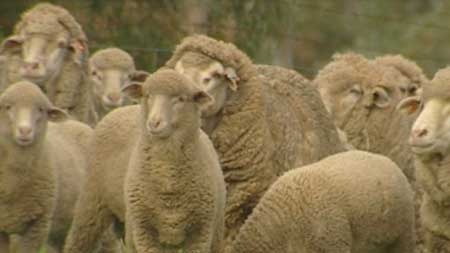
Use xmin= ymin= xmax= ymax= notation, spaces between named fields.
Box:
xmin=88 ymin=47 xmax=148 ymax=120
xmin=0 ymin=81 xmax=91 ymax=252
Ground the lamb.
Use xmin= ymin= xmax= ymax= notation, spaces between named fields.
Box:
xmin=88 ymin=47 xmax=149 ymax=120
xmin=228 ymin=150 xmax=415 ymax=253
xmin=165 ymin=34 xmax=345 ymax=245
xmin=397 ymin=66 xmax=450 ymax=252
xmin=374 ymin=54 xmax=429 ymax=98
xmin=313 ymin=52 xmax=416 ymax=181
xmin=0 ymin=3 xmax=96 ymax=125
xmin=0 ymin=81 xmax=91 ymax=252
xmin=122 ymin=69 xmax=226 ymax=253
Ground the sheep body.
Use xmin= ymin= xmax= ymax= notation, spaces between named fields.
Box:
xmin=63 ymin=105 xmax=140 ymax=253
xmin=166 ymin=35 xmax=345 ymax=244
xmin=125 ymin=70 xmax=225 ymax=253
xmin=229 ymin=150 xmax=415 ymax=253
xmin=0 ymin=81 xmax=91 ymax=252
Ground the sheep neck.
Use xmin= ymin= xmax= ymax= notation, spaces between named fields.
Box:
xmin=0 ymin=139 xmax=47 ymax=171
xmin=140 ymin=126 xmax=201 ymax=158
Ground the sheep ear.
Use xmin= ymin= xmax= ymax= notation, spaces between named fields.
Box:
xmin=0 ymin=35 xmax=23 ymax=53
xmin=396 ymin=96 xmax=422 ymax=116
xmin=47 ymin=107 xmax=69 ymax=122
xmin=174 ymin=61 xmax=185 ymax=74
xmin=224 ymin=67 xmax=239 ymax=92
xmin=130 ymin=70 xmax=149 ymax=82
xmin=68 ymin=39 xmax=87 ymax=65
xmin=192 ymin=91 xmax=213 ymax=107
xmin=372 ymin=87 xmax=391 ymax=108
xmin=122 ymin=83 xmax=143 ymax=99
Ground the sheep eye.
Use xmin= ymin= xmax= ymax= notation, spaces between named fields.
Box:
xmin=212 ymin=72 xmax=222 ymax=78
xmin=4 ymin=105 xmax=11 ymax=111
xmin=38 ymin=107 xmax=45 ymax=113
xmin=203 ymin=77 xmax=211 ymax=83
xmin=57 ymin=39 xmax=68 ymax=48
xmin=349 ymin=87 xmax=362 ymax=96
xmin=409 ymin=87 xmax=417 ymax=94
xmin=176 ymin=96 xmax=186 ymax=103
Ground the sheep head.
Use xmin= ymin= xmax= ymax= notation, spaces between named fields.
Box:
xmin=89 ymin=48 xmax=148 ymax=109
xmin=174 ymin=51 xmax=238 ymax=118
xmin=122 ymin=69 xmax=212 ymax=139
xmin=0 ymin=81 xmax=68 ymax=147
xmin=398 ymin=67 xmax=450 ymax=159
xmin=314 ymin=53 xmax=411 ymax=152
xmin=374 ymin=54 xmax=428 ymax=99
xmin=0 ymin=4 xmax=87 ymax=86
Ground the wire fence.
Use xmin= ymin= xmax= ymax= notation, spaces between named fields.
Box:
xmin=1 ymin=1 xmax=449 ymax=76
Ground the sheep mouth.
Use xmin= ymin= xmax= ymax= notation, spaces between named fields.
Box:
xmin=410 ymin=142 xmax=436 ymax=154
xmin=15 ymin=137 xmax=34 ymax=146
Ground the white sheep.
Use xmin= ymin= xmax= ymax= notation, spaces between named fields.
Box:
xmin=121 ymin=69 xmax=226 ymax=253
xmin=228 ymin=150 xmax=415 ymax=253
xmin=0 ymin=81 xmax=91 ymax=252
xmin=397 ymin=66 xmax=450 ymax=253
xmin=166 ymin=34 xmax=345 ymax=245
xmin=0 ymin=3 xmax=96 ymax=125
xmin=88 ymin=47 xmax=149 ymax=120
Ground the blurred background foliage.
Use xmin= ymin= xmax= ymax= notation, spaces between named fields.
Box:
xmin=0 ymin=0 xmax=449 ymax=78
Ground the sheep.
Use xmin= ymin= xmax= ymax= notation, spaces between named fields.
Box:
xmin=0 ymin=81 xmax=91 ymax=252
xmin=0 ymin=3 xmax=96 ymax=125
xmin=63 ymin=103 xmax=140 ymax=253
xmin=228 ymin=150 xmax=415 ymax=253
xmin=397 ymin=66 xmax=450 ymax=253
xmin=165 ymin=34 xmax=345 ymax=245
xmin=374 ymin=54 xmax=429 ymax=98
xmin=121 ymin=69 xmax=226 ymax=253
xmin=88 ymin=47 xmax=149 ymax=120
xmin=313 ymin=52 xmax=416 ymax=180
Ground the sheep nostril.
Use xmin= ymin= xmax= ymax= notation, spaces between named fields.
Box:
xmin=417 ymin=128 xmax=428 ymax=137
xmin=18 ymin=127 xmax=32 ymax=136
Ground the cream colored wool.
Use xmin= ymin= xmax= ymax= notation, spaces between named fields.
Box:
xmin=0 ymin=81 xmax=91 ymax=252
xmin=374 ymin=54 xmax=429 ymax=97
xmin=63 ymin=105 xmax=140 ymax=253
xmin=124 ymin=69 xmax=226 ymax=253
xmin=229 ymin=150 xmax=415 ymax=253
xmin=166 ymin=34 xmax=345 ymax=245
xmin=1 ymin=3 xmax=96 ymax=125
xmin=314 ymin=52 xmax=416 ymax=180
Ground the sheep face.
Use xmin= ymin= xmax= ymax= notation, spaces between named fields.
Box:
xmin=122 ymin=80 xmax=212 ymax=139
xmin=90 ymin=68 xmax=130 ymax=108
xmin=175 ymin=53 xmax=238 ymax=118
xmin=398 ymin=96 xmax=450 ymax=157
xmin=317 ymin=77 xmax=405 ymax=149
xmin=1 ymin=18 xmax=86 ymax=85
xmin=0 ymin=82 xmax=67 ymax=147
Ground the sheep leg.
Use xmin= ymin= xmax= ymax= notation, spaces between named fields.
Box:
xmin=184 ymin=223 xmax=214 ymax=253
xmin=0 ymin=233 xmax=9 ymax=252
xmin=124 ymin=215 xmax=137 ymax=253
xmin=14 ymin=217 xmax=50 ymax=253
xmin=63 ymin=186 xmax=115 ymax=253
xmin=387 ymin=228 xmax=416 ymax=253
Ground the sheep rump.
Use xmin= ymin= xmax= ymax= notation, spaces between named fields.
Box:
xmin=229 ymin=150 xmax=415 ymax=253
